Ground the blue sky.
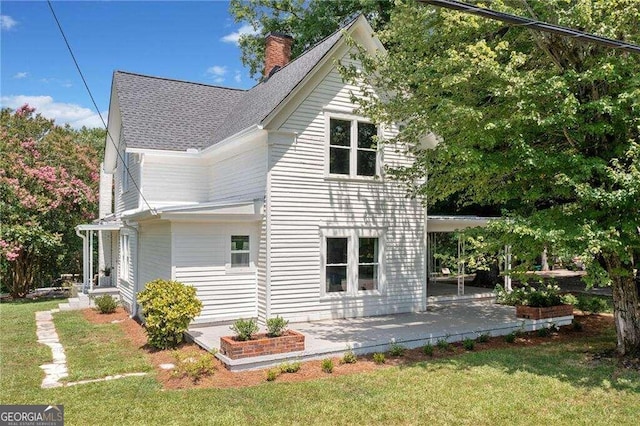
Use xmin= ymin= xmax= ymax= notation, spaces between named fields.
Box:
xmin=1 ymin=0 xmax=259 ymax=128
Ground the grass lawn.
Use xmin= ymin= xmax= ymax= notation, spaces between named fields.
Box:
xmin=1 ymin=299 xmax=639 ymax=425
xmin=54 ymin=310 xmax=152 ymax=381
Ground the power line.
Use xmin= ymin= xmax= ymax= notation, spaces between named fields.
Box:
xmin=419 ymin=0 xmax=640 ymax=54
xmin=46 ymin=0 xmax=156 ymax=215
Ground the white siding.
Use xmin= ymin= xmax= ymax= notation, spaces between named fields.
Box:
xmin=266 ymin=52 xmax=425 ymax=322
xmin=138 ymin=221 xmax=172 ymax=287
xmin=209 ymin=143 xmax=267 ymax=202
xmin=143 ymin=156 xmax=208 ymax=204
xmin=173 ymin=222 xmax=259 ymax=324
xmin=257 ymin=215 xmax=268 ymax=322
xmin=114 ymin=138 xmax=140 ymax=214
xmin=98 ymin=164 xmax=113 ymax=217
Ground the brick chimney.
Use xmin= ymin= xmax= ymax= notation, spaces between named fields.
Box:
xmin=264 ymin=32 xmax=293 ymax=78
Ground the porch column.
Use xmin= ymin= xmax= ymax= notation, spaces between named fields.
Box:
xmin=89 ymin=230 xmax=94 ymax=292
xmin=504 ymin=244 xmax=512 ymax=292
xmin=457 ymin=234 xmax=465 ymax=296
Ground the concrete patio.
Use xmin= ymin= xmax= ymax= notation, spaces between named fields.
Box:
xmin=187 ymin=300 xmax=573 ymax=371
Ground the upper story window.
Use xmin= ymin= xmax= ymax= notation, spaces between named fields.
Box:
xmin=328 ymin=118 xmax=378 ymax=178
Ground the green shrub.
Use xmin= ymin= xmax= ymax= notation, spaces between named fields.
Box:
xmin=505 ymin=332 xmax=516 ymax=343
xmin=341 ymin=348 xmax=357 ymax=364
xmin=266 ymin=368 xmax=281 ymax=381
xmin=576 ymin=295 xmax=611 ymax=314
xmin=495 ymin=284 xmax=527 ymax=306
xmin=572 ymin=320 xmax=583 ymax=331
xmin=588 ymin=297 xmax=610 ymax=314
xmin=389 ymin=342 xmax=406 ymax=357
xmin=561 ymin=293 xmax=579 ymax=306
xmin=137 ymin=280 xmax=202 ymax=349
xmin=173 ymin=350 xmax=216 ymax=383
xmin=422 ymin=344 xmax=434 ymax=357
xmin=462 ymin=338 xmax=475 ymax=351
xmin=537 ymin=327 xmax=551 ymax=337
xmin=266 ymin=315 xmax=289 ymax=337
xmin=477 ymin=333 xmax=490 ymax=343
xmin=230 ymin=318 xmax=259 ymax=341
xmin=279 ymin=361 xmax=301 ymax=373
xmin=436 ymin=338 xmax=451 ymax=351
xmin=373 ymin=353 xmax=385 ymax=364
xmin=575 ymin=295 xmax=591 ymax=313
xmin=526 ymin=284 xmax=563 ymax=307
xmin=94 ymin=294 xmax=117 ymax=314
xmin=321 ymin=358 xmax=334 ymax=373
xmin=496 ymin=284 xmax=563 ymax=307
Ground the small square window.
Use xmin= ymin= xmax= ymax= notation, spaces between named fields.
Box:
xmin=231 ymin=235 xmax=250 ymax=268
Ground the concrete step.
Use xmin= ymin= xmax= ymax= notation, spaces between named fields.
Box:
xmin=58 ymin=292 xmax=92 ymax=311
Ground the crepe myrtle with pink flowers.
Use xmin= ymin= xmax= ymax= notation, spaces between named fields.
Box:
xmin=0 ymin=105 xmax=103 ymax=297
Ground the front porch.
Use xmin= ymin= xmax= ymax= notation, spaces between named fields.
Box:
xmin=187 ymin=300 xmax=573 ymax=371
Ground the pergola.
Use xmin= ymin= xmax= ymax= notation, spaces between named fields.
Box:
xmin=426 ymin=215 xmax=512 ymax=296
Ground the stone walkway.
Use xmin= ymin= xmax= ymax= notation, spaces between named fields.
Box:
xmin=36 ymin=309 xmax=69 ymax=388
xmin=36 ymin=306 xmax=147 ymax=389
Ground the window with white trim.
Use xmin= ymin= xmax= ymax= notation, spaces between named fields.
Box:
xmin=119 ymin=234 xmax=130 ymax=280
xmin=358 ymin=237 xmax=379 ymax=291
xmin=328 ymin=118 xmax=378 ymax=177
xmin=322 ymin=230 xmax=383 ymax=295
xmin=231 ymin=235 xmax=250 ymax=268
xmin=326 ymin=238 xmax=348 ymax=293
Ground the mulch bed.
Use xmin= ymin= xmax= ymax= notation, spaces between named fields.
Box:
xmin=82 ymin=308 xmax=623 ymax=389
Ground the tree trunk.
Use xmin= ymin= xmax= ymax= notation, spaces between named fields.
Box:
xmin=607 ymin=254 xmax=640 ymax=356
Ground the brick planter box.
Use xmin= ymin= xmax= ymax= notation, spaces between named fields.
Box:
xmin=516 ymin=304 xmax=574 ymax=320
xmin=219 ymin=330 xmax=305 ymax=359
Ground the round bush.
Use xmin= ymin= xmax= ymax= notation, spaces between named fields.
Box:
xmin=137 ymin=279 xmax=202 ymax=349
xmin=94 ymin=294 xmax=117 ymax=314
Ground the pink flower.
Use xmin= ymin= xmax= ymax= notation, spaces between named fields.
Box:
xmin=15 ymin=104 xmax=36 ymax=117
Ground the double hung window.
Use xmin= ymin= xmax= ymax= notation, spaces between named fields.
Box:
xmin=323 ymin=231 xmax=383 ymax=295
xmin=231 ymin=235 xmax=250 ymax=268
xmin=328 ymin=118 xmax=378 ymax=177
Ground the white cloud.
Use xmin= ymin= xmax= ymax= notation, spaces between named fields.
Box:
xmin=13 ymin=72 xmax=28 ymax=79
xmin=1 ymin=15 xmax=17 ymax=31
xmin=206 ymin=65 xmax=227 ymax=83
xmin=207 ymin=65 xmax=227 ymax=77
xmin=234 ymin=70 xmax=242 ymax=83
xmin=221 ymin=24 xmax=259 ymax=45
xmin=0 ymin=95 xmax=105 ymax=129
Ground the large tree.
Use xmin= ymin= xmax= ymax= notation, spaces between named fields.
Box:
xmin=345 ymin=0 xmax=640 ymax=355
xmin=229 ymin=0 xmax=392 ymax=78
xmin=0 ymin=105 xmax=102 ymax=297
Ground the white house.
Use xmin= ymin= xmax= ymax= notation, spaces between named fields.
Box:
xmin=77 ymin=15 xmax=431 ymax=325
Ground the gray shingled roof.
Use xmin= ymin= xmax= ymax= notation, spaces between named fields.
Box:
xmin=115 ymin=17 xmax=356 ymax=151
xmin=114 ymin=73 xmax=245 ymax=151
xmin=210 ymin=26 xmax=345 ymax=144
